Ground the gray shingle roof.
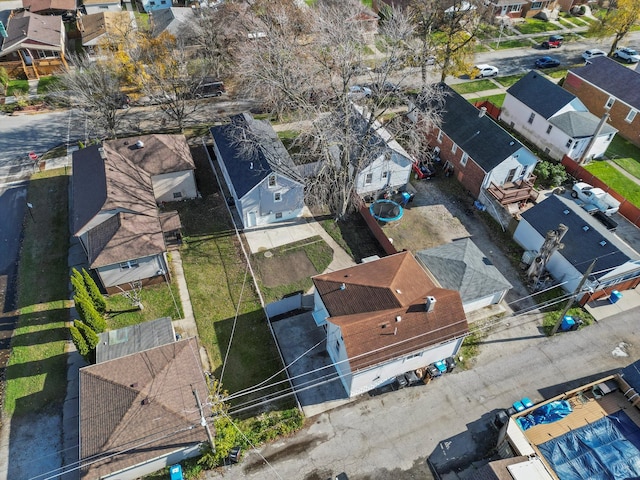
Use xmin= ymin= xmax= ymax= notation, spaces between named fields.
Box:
xmin=520 ymin=194 xmax=637 ymax=278
xmin=421 ymin=83 xmax=523 ymax=172
xmin=96 ymin=317 xmax=175 ymax=363
xmin=567 ymin=56 xmax=640 ymax=110
xmin=549 ymin=110 xmax=617 ymax=138
xmin=506 ymin=71 xmax=577 ymax=119
xmin=415 ymin=238 xmax=512 ymax=305
xmin=210 ymin=113 xmax=303 ymax=199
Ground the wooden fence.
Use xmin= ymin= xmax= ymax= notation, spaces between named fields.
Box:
xmin=561 ymin=156 xmax=640 ymax=227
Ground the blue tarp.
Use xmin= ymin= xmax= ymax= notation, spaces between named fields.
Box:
xmin=517 ymin=400 xmax=573 ymax=431
xmin=538 ymin=410 xmax=640 ymax=480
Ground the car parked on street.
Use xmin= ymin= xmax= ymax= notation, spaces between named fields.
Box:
xmin=472 ymin=64 xmax=499 ymax=78
xmin=582 ymin=48 xmax=607 ymax=61
xmin=348 ymin=85 xmax=372 ymax=98
xmin=542 ymin=35 xmax=563 ymax=49
xmin=613 ymin=47 xmax=640 ymax=63
xmin=535 ymin=56 xmax=560 ymax=68
xmin=365 ymin=82 xmax=400 ymax=95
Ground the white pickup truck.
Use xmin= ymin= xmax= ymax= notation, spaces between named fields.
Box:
xmin=571 ymin=182 xmax=620 ymax=216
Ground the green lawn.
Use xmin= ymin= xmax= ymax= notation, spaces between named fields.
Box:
xmin=515 ymin=18 xmax=557 ymax=34
xmin=495 ymin=74 xmax=525 ymax=88
xmin=4 ymin=169 xmax=70 ymax=416
xmin=7 ymin=79 xmax=29 ymax=96
xmin=466 ymin=93 xmax=506 ymax=108
xmin=489 ymin=38 xmax=533 ymax=50
xmin=606 ymin=134 xmax=640 ymax=163
xmin=451 ymin=79 xmax=497 ymax=95
xmin=584 ymin=160 xmax=640 ymax=207
xmin=37 ymin=76 xmax=61 ymax=94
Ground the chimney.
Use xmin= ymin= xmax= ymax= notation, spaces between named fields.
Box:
xmin=479 ymin=106 xmax=487 ymax=118
xmin=425 ymin=296 xmax=436 ymax=312
xmin=340 ymin=283 xmax=346 ymax=291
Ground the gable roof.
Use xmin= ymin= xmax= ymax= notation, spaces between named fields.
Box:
xmin=96 ymin=316 xmax=175 ymax=363
xmin=549 ymin=110 xmax=617 ymax=138
xmin=150 ymin=7 xmax=194 ymax=38
xmin=0 ymin=11 xmax=63 ymax=56
xmin=312 ymin=251 xmax=468 ymax=371
xmin=520 ymin=194 xmax=638 ymax=278
xmin=80 ymin=11 xmax=133 ymax=46
xmin=22 ymin=0 xmax=76 ymax=13
xmin=419 ymin=83 xmax=524 ymax=172
xmin=506 ymin=71 xmax=578 ymax=119
xmin=210 ymin=113 xmax=303 ymax=198
xmin=80 ymin=337 xmax=208 ymax=479
xmin=415 ymin=238 xmax=512 ymax=305
xmin=566 ymin=56 xmax=640 ymax=110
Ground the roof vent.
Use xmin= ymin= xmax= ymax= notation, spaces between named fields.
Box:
xmin=563 ymin=209 xmax=570 ymax=215
xmin=479 ymin=106 xmax=487 ymax=118
xmin=130 ymin=383 xmax=138 ymax=388
xmin=600 ymin=240 xmax=607 ymax=247
xmin=340 ymin=283 xmax=346 ymax=291
xmin=582 ymin=226 xmax=589 ymax=232
xmin=396 ymin=289 xmax=402 ymax=294
xmin=396 ymin=316 xmax=402 ymax=322
xmin=136 ymin=140 xmax=144 ymax=148
xmin=141 ymin=398 xmax=151 ymax=405
xmin=509 ymin=141 xmax=515 ymax=146
xmin=250 ymin=162 xmax=253 ymax=170
xmin=425 ymin=296 xmax=436 ymax=312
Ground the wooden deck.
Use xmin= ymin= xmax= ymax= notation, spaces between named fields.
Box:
xmin=524 ymin=389 xmax=640 ymax=446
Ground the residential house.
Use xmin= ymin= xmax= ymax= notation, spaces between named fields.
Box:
xmin=487 ymin=0 xmax=529 ymax=18
xmin=411 ymin=83 xmax=539 ymax=215
xmin=349 ymin=104 xmax=414 ymax=197
xmin=210 ymin=113 xmax=305 ymax=229
xmin=513 ymin=194 xmax=640 ymax=303
xmin=22 ymin=0 xmax=76 ymax=15
xmin=96 ymin=316 xmax=176 ymax=363
xmin=140 ymin=0 xmax=171 ymax=13
xmin=415 ymin=238 xmax=512 ymax=314
xmin=150 ymin=7 xmax=197 ymax=41
xmin=78 ymin=11 xmax=135 ymax=51
xmin=311 ymin=251 xmax=469 ymax=397
xmin=500 ymin=71 xmax=617 ymax=162
xmin=81 ymin=0 xmax=121 ymax=14
xmin=490 ymin=359 xmax=640 ymax=479
xmin=72 ymin=134 xmax=196 ymax=292
xmin=79 ymin=337 xmax=209 ymax=480
xmin=0 ymin=10 xmax=67 ymax=80
xmin=563 ymin=56 xmax=640 ymax=148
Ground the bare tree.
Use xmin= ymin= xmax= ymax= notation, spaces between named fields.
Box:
xmin=234 ymin=0 xmax=445 ymax=219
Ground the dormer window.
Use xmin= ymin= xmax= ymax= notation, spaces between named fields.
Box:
xmin=274 ymin=192 xmax=282 ymax=202
xmin=268 ymin=175 xmax=276 ymax=188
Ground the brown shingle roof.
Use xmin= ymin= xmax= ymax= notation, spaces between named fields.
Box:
xmin=80 ymin=11 xmax=132 ymax=46
xmin=80 ymin=337 xmax=208 ymax=479
xmin=1 ymin=11 xmax=63 ymax=55
xmin=22 ymin=0 xmax=76 ymax=13
xmin=313 ymin=251 xmax=468 ymax=371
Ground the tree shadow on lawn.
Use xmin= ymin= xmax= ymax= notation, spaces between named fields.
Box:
xmin=319 ymin=213 xmax=387 ymax=261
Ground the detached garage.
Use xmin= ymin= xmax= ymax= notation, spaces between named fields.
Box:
xmin=415 ymin=238 xmax=512 ymax=314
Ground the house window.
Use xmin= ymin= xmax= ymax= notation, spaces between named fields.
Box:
xmin=566 ymin=139 xmax=573 ymax=148
xmin=365 ymin=173 xmax=373 ymax=184
xmin=531 ymin=1 xmax=542 ymax=8
xmin=274 ymin=192 xmax=282 ymax=202
xmin=406 ymin=352 xmax=422 ymax=360
xmin=544 ymin=147 xmax=550 ymax=154
xmin=149 ymin=0 xmax=155 ymax=4
xmin=335 ymin=340 xmax=340 ymax=352
xmin=437 ymin=130 xmax=443 ymax=143
xmin=607 ymin=133 xmax=614 ymax=141
xmin=173 ymin=192 xmax=182 ymax=199
xmin=506 ymin=167 xmax=517 ymax=183
xmin=605 ymin=96 xmax=615 ymax=109
xmin=275 ymin=212 xmax=282 ymax=219
xmin=460 ymin=153 xmax=468 ymax=166
xmin=382 ymin=171 xmax=388 ymax=179
xmin=528 ymin=113 xmax=535 ymax=124
xmin=268 ymin=175 xmax=276 ymax=187
xmin=119 ymin=260 xmax=139 ymax=269
xmin=546 ymin=125 xmax=553 ymax=134
xmin=451 ymin=143 xmax=457 ymax=154
xmin=625 ymin=109 xmax=637 ymax=123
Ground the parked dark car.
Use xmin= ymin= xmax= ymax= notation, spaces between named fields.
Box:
xmin=542 ymin=35 xmax=563 ymax=49
xmin=195 ymin=80 xmax=226 ymax=98
xmin=535 ymin=56 xmax=560 ymax=68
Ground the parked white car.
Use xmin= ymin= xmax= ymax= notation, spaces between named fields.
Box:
xmin=582 ymin=48 xmax=607 ymax=61
xmin=613 ymin=47 xmax=640 ymax=63
xmin=472 ymin=64 xmax=499 ymax=78
xmin=348 ymin=85 xmax=372 ymax=98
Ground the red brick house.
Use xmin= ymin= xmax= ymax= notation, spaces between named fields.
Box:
xmin=563 ymin=56 xmax=640 ymax=149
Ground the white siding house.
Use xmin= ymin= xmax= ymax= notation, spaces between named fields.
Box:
xmin=210 ymin=113 xmax=305 ymax=229
xmin=500 ymin=71 xmax=616 ymax=161
xmin=312 ymin=251 xmax=468 ymax=397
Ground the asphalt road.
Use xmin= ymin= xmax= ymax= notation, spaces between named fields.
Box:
xmin=207 ymin=305 xmax=639 ymax=480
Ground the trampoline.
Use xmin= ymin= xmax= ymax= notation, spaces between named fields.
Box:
xmin=370 ymin=199 xmax=404 ymax=222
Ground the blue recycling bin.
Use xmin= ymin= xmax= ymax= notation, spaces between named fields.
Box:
xmin=561 ymin=316 xmax=576 ymax=332
xmin=513 ymin=401 xmax=525 ymax=412
xmin=609 ymin=290 xmax=622 ymax=304
xmin=521 ymin=397 xmax=533 ymax=409
xmin=170 ymin=464 xmax=184 ymax=480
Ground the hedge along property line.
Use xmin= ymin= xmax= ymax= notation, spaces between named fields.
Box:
xmin=561 ymin=156 xmax=640 ymax=227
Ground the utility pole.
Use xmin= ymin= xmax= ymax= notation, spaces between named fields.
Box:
xmin=527 ymin=224 xmax=568 ymax=287
xmin=551 ymin=260 xmax=596 ymax=336
xmin=192 ymin=387 xmax=215 ymax=451
xmin=578 ymin=109 xmax=610 ymax=165
xmin=26 ymin=202 xmax=35 ymax=222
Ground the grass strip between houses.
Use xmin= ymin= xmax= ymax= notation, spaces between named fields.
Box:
xmin=4 ymin=169 xmax=70 ymax=416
